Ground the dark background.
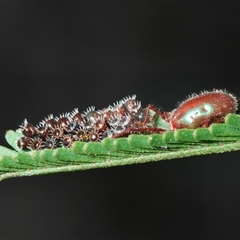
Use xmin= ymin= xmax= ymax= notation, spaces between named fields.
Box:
xmin=1 ymin=2 xmax=240 ymax=239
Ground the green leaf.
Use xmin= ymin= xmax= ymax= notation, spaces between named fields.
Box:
xmin=5 ymin=129 xmax=23 ymax=151
xmin=0 ymin=113 xmax=240 ymax=182
xmin=0 ymin=146 xmax=17 ymax=158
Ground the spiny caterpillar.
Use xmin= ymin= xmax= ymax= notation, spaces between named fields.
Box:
xmin=17 ymin=89 xmax=238 ymax=151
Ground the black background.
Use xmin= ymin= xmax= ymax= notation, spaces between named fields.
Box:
xmin=1 ymin=2 xmax=240 ymax=239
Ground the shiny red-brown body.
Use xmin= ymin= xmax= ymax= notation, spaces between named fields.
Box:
xmin=169 ymin=90 xmax=237 ymax=130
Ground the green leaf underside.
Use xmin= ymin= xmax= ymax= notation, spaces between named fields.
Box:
xmin=0 ymin=113 xmax=240 ymax=181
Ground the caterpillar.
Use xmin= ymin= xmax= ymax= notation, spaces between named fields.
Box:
xmin=17 ymin=89 xmax=238 ymax=151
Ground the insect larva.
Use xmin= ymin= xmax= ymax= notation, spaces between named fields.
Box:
xmin=15 ymin=90 xmax=238 ymax=151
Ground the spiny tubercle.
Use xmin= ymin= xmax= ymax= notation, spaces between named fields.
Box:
xmin=18 ymin=95 xmax=147 ymax=150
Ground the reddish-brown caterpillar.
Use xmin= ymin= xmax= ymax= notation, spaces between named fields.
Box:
xmin=17 ymin=90 xmax=238 ymax=150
